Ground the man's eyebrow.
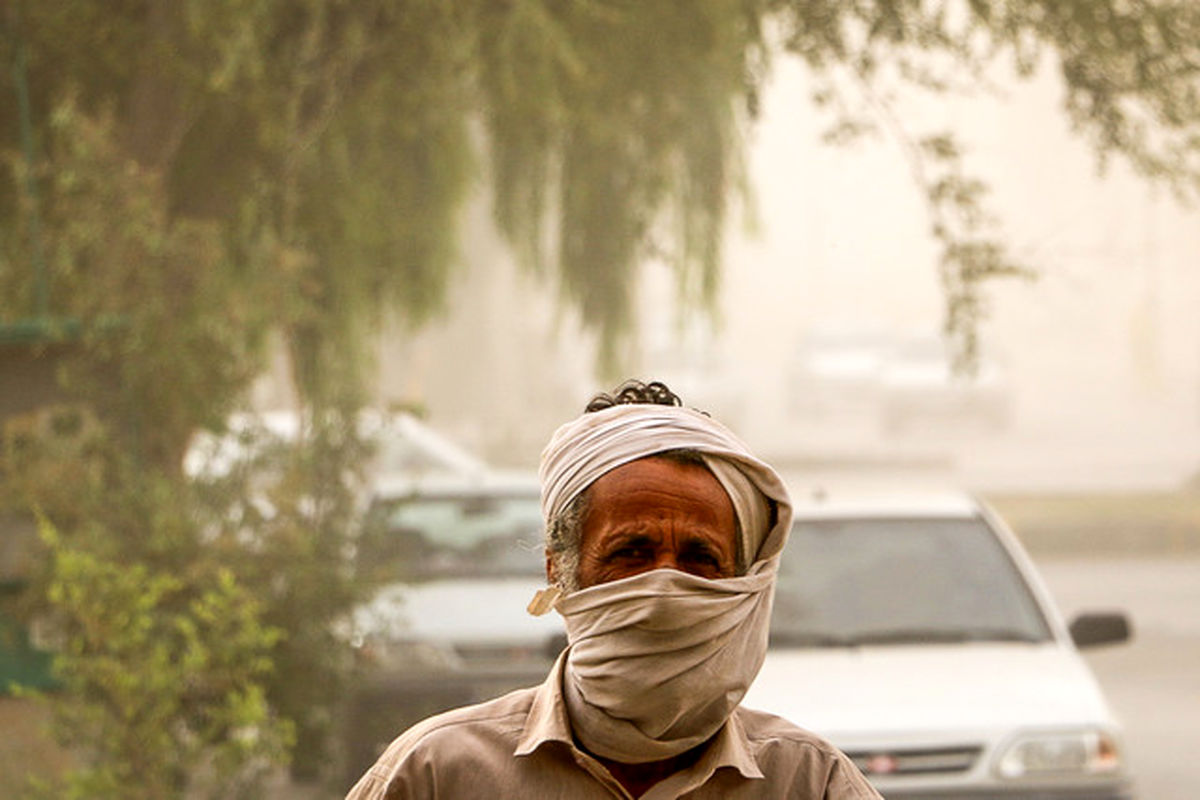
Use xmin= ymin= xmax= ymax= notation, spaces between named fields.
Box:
xmin=604 ymin=531 xmax=655 ymax=549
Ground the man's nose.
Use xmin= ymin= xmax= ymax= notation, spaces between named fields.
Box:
xmin=651 ymin=550 xmax=681 ymax=572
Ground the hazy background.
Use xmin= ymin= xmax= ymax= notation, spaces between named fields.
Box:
xmin=6 ymin=10 xmax=1197 ymax=799
xmin=245 ymin=55 xmax=1200 ymax=496
xmin=320 ymin=62 xmax=1200 ymax=798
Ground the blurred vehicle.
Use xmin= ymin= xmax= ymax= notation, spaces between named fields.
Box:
xmin=340 ymin=471 xmax=561 ymax=783
xmin=785 ymin=329 xmax=1013 ymax=434
xmin=744 ymin=490 xmax=1134 ymax=799
xmin=880 ymin=335 xmax=1013 ymax=434
xmin=786 ymin=328 xmax=892 ymax=420
xmin=184 ymin=409 xmax=488 ymax=485
xmin=187 ymin=411 xmax=543 ymax=780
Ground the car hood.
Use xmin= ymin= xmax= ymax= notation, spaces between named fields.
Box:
xmin=743 ymin=643 xmax=1117 ymax=747
xmin=352 ymin=577 xmax=564 ymax=644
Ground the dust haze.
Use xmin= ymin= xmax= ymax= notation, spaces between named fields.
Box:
xmin=355 ymin=58 xmax=1199 ymax=495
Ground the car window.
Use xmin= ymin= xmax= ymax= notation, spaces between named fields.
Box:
xmin=772 ymin=516 xmax=1052 ymax=646
xmin=364 ymin=494 xmax=545 ymax=580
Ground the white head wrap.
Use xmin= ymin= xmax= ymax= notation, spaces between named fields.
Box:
xmin=539 ymin=403 xmax=791 ymax=566
xmin=535 ymin=402 xmax=793 ymax=763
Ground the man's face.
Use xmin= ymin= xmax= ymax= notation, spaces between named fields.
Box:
xmin=572 ymin=456 xmax=737 ymax=589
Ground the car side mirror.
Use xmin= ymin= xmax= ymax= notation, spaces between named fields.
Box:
xmin=1069 ymin=612 xmax=1131 ymax=648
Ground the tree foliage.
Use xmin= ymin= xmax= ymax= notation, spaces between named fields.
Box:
xmin=28 ymin=520 xmax=289 ymax=800
xmin=476 ymin=0 xmax=767 ymax=369
xmin=4 ymin=1 xmax=1194 ymax=374
xmin=0 ymin=0 xmax=1197 ymax=794
xmin=772 ymin=0 xmax=1200 ymax=365
xmin=2 ymin=409 xmax=292 ymax=798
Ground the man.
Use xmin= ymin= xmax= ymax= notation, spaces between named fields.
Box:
xmin=346 ymin=380 xmax=881 ymax=799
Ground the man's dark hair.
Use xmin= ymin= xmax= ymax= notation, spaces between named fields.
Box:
xmin=584 ymin=379 xmax=684 ymax=413
xmin=584 ymin=378 xmax=706 ymax=469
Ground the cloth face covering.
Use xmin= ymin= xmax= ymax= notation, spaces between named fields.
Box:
xmin=537 ymin=403 xmax=793 ymax=763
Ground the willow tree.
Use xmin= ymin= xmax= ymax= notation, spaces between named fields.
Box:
xmin=0 ymin=2 xmax=477 ymax=793
xmin=765 ymin=0 xmax=1200 ymax=365
xmin=477 ymin=0 xmax=1200 ymax=366
xmin=0 ymin=0 xmax=1197 ymax=795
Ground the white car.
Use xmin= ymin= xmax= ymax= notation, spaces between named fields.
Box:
xmin=879 ymin=336 xmax=1013 ymax=434
xmin=744 ymin=490 xmax=1133 ymax=799
xmin=785 ymin=329 xmax=1013 ymax=434
xmin=342 ymin=473 xmax=559 ymax=783
xmin=184 ymin=409 xmax=489 ymax=483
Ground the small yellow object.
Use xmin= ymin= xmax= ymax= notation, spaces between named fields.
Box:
xmin=526 ymin=586 xmax=563 ymax=616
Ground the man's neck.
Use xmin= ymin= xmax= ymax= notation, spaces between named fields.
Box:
xmin=591 ymin=743 xmax=706 ymax=798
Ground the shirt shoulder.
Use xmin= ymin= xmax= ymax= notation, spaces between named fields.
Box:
xmin=345 ymin=687 xmax=538 ymax=800
xmin=734 ymin=705 xmax=844 ymax=752
xmin=394 ymin=685 xmax=537 ymax=748
xmin=731 ymin=707 xmax=884 ymax=799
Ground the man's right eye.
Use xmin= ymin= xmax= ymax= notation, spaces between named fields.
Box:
xmin=612 ymin=547 xmax=650 ymax=560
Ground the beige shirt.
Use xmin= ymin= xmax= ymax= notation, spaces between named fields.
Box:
xmin=345 ymin=657 xmax=882 ymax=800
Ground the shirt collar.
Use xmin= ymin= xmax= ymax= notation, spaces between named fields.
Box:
xmin=704 ymin=706 xmax=764 ymax=780
xmin=515 ymin=650 xmax=575 ymax=756
xmin=514 ymin=649 xmax=763 ymax=781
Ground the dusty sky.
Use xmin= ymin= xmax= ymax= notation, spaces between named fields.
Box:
xmin=680 ymin=57 xmax=1200 ymax=492
xmin=364 ymin=55 xmax=1200 ymax=493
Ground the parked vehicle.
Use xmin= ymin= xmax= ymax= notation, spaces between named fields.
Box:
xmin=786 ymin=328 xmax=892 ymax=420
xmin=880 ymin=335 xmax=1012 ymax=434
xmin=785 ymin=329 xmax=1013 ymax=434
xmin=184 ymin=409 xmax=488 ymax=484
xmin=744 ymin=490 xmax=1133 ymax=799
xmin=340 ymin=472 xmax=559 ymax=783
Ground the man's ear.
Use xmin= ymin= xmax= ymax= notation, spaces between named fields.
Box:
xmin=545 ymin=549 xmax=557 ymax=587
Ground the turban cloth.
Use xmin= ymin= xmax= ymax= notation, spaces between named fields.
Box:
xmin=535 ymin=403 xmax=793 ymax=763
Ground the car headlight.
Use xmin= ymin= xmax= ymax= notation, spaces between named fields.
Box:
xmin=995 ymin=729 xmax=1122 ymax=779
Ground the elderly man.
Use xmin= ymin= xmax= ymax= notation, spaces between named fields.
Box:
xmin=346 ymin=381 xmax=881 ymax=799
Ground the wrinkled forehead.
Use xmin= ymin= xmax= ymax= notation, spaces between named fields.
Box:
xmin=582 ymin=454 xmax=736 ymax=526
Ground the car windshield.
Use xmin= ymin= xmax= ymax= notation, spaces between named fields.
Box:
xmin=364 ymin=493 xmax=545 ymax=580
xmin=771 ymin=516 xmax=1052 ymax=647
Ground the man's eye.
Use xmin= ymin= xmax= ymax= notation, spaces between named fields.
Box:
xmin=685 ymin=551 xmax=720 ymax=568
xmin=612 ymin=547 xmax=650 ymax=560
